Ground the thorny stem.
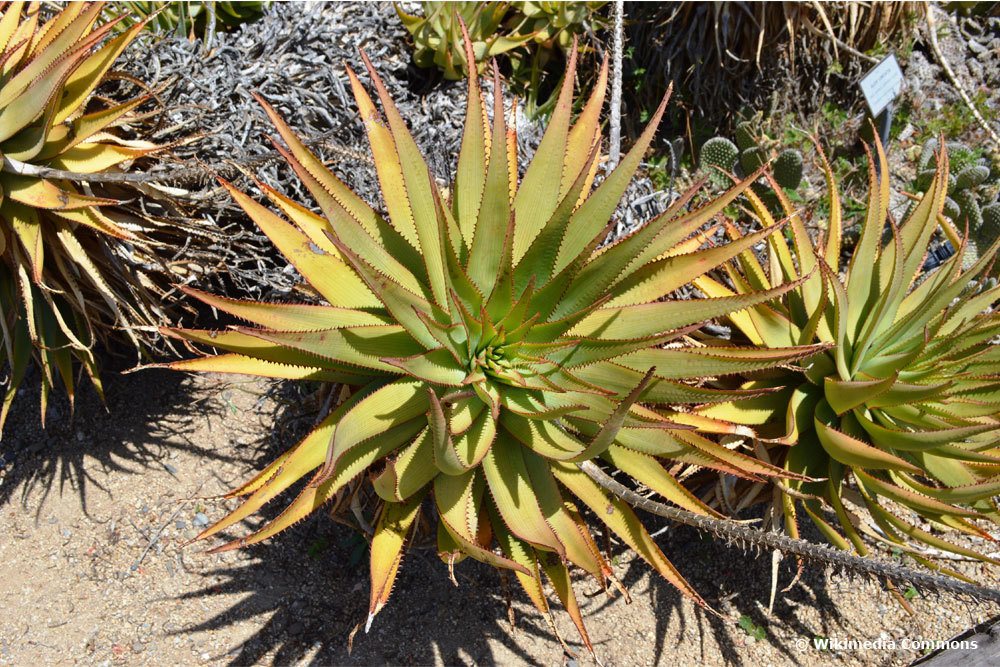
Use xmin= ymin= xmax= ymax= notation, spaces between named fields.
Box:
xmin=578 ymin=460 xmax=1000 ymax=605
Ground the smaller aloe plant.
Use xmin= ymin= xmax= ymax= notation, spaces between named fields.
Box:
xmin=698 ymin=137 xmax=1000 ymax=582
xmin=396 ymin=2 xmax=530 ymax=80
xmin=159 ymin=33 xmax=825 ymax=650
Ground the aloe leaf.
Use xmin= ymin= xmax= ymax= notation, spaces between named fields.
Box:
xmin=482 ymin=435 xmax=568 ymax=557
xmin=220 ymin=180 xmax=377 ymax=309
xmin=551 ymin=461 xmax=708 ymax=608
xmin=373 ymin=428 xmax=434 ymax=502
xmin=553 ymin=92 xmax=670 ymax=274
xmin=359 ymin=52 xmax=449 ymax=306
xmin=368 ymin=493 xmax=425 ymax=630
xmin=511 ymin=45 xmax=577 ymax=260
xmin=815 ymin=412 xmax=920 ymax=473
xmin=604 ymin=445 xmax=721 ymax=517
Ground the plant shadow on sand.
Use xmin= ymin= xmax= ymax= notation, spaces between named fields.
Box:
xmin=0 ymin=359 xmax=244 ymax=517
xmin=617 ymin=518 xmax=847 ymax=667
xmin=175 ymin=411 xmax=851 ymax=667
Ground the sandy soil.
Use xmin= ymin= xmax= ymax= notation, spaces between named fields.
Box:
xmin=1 ymin=370 xmax=997 ymax=667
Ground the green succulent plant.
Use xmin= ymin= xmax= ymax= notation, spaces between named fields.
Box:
xmin=105 ymin=1 xmax=269 ymax=41
xmin=395 ymin=2 xmax=524 ymax=80
xmin=698 ymin=138 xmax=1000 ymax=582
xmin=158 ymin=39 xmax=823 ymax=649
xmin=699 ymin=116 xmax=803 ymax=196
xmin=396 ymin=1 xmax=606 ymax=116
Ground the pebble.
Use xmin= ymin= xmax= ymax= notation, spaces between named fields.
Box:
xmin=164 ymin=464 xmax=179 ymax=474
xmin=193 ymin=513 xmax=209 ymax=527
xmin=175 ymin=520 xmax=187 ymax=530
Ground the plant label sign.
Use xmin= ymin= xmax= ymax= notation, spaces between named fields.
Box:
xmin=860 ymin=54 xmax=904 ymax=117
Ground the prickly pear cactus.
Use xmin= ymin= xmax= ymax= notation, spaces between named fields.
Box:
xmin=915 ymin=138 xmax=999 ymax=271
xmin=773 ymin=148 xmax=804 ymax=190
xmin=698 ymin=115 xmax=804 ymax=207
xmin=699 ymin=137 xmax=739 ymax=187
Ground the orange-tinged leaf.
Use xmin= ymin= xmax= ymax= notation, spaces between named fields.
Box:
xmin=551 ymin=461 xmax=708 ymax=609
xmin=221 ymin=180 xmax=377 ymax=308
xmin=434 ymin=470 xmax=530 ymax=574
xmin=160 ymin=353 xmax=364 ymax=383
xmin=482 ymin=436 xmax=567 ymax=557
xmin=368 ymin=494 xmax=424 ymax=630
xmin=604 ymin=445 xmax=721 ymax=517
xmin=210 ymin=418 xmax=423 ymax=553
xmin=359 ymin=52 xmax=449 ymax=307
xmin=373 ymin=428 xmax=435 ymax=502
xmin=318 ymin=379 xmax=429 ymax=483
xmin=6 ymin=200 xmax=43 ymax=282
xmin=814 ymin=415 xmax=921 ymax=473
xmin=522 ymin=448 xmax=608 ymax=580
xmin=855 ymin=469 xmax=979 ymax=518
xmin=512 ymin=44 xmax=578 ymax=260
xmin=5 ymin=175 xmax=117 ymax=210
xmin=180 ymin=286 xmax=388 ymax=331
xmin=554 ymin=90 xmax=670 ymax=273
xmin=541 ymin=558 xmax=594 ymax=655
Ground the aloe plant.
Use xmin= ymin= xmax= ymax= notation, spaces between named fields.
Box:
xmin=160 ymin=36 xmax=824 ymax=648
xmin=698 ymin=137 xmax=1000 ymax=582
xmin=0 ymin=2 xmax=168 ymax=434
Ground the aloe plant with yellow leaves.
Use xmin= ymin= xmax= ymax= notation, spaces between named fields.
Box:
xmin=160 ymin=35 xmax=825 ymax=650
xmin=698 ymin=138 xmax=1000 ymax=580
xmin=0 ymin=2 xmax=168 ymax=433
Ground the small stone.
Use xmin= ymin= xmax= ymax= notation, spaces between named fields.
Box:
xmin=132 ymin=642 xmax=145 ymax=653
xmin=164 ymin=464 xmax=178 ymax=474
xmin=288 ymin=622 xmax=305 ymax=635
xmin=175 ymin=520 xmax=187 ymax=530
xmin=193 ymin=513 xmax=209 ymax=527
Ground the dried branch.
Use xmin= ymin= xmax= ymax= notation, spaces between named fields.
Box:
xmin=579 ymin=460 xmax=1000 ymax=604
